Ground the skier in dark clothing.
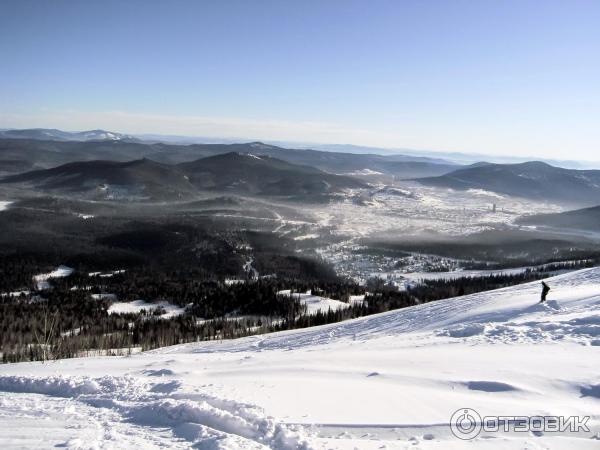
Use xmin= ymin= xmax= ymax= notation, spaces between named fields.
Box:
xmin=540 ymin=281 xmax=550 ymax=303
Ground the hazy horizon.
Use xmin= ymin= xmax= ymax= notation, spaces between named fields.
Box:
xmin=4 ymin=124 xmax=600 ymax=168
xmin=1 ymin=0 xmax=599 ymax=161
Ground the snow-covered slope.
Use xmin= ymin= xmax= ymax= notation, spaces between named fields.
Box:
xmin=1 ymin=269 xmax=599 ymax=449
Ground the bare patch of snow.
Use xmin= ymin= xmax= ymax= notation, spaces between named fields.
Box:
xmin=0 ymin=290 xmax=30 ymax=298
xmin=89 ymin=269 xmax=126 ymax=278
xmin=0 ymin=201 xmax=12 ymax=211
xmin=344 ymin=169 xmax=384 ymax=176
xmin=278 ymin=290 xmax=350 ymax=315
xmin=33 ymin=265 xmax=74 ymax=290
xmin=91 ymin=293 xmax=117 ymax=301
xmin=466 ymin=188 xmax=505 ymax=199
xmin=293 ymin=234 xmax=320 ymax=241
xmin=108 ymin=300 xmax=186 ymax=318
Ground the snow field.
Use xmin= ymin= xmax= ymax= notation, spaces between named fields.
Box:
xmin=1 ymin=268 xmax=599 ymax=448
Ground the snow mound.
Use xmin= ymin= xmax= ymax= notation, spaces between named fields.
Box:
xmin=440 ymin=323 xmax=487 ymax=337
xmin=0 ymin=375 xmax=101 ymax=397
xmin=0 ymin=374 xmax=311 ymax=449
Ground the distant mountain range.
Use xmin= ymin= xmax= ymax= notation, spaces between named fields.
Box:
xmin=2 ymin=127 xmax=598 ymax=169
xmin=3 ymin=128 xmax=600 ymax=207
xmin=0 ymin=134 xmax=460 ymax=179
xmin=266 ymin=142 xmax=600 ymax=169
xmin=0 ymin=128 xmax=139 ymax=142
xmin=414 ymin=161 xmax=600 ymax=207
xmin=1 ymin=152 xmax=365 ymax=200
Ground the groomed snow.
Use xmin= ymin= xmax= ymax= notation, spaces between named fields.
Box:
xmin=1 ymin=268 xmax=599 ymax=449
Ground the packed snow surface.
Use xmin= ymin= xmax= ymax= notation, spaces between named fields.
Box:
xmin=1 ymin=268 xmax=600 ymax=448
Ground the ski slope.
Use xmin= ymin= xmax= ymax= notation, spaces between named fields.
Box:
xmin=1 ymin=268 xmax=599 ymax=449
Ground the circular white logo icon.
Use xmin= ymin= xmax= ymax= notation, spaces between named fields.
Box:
xmin=450 ymin=408 xmax=482 ymax=440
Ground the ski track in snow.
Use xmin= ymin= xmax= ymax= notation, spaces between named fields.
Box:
xmin=0 ymin=375 xmax=311 ymax=449
xmin=1 ymin=268 xmax=600 ymax=448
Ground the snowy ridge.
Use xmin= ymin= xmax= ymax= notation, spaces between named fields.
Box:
xmin=1 ymin=268 xmax=600 ymax=448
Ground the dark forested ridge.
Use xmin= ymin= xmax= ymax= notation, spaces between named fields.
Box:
xmin=0 ymin=135 xmax=459 ymax=178
xmin=363 ymin=229 xmax=600 ymax=268
xmin=1 ymin=152 xmax=366 ymax=200
xmin=518 ymin=205 xmax=600 ymax=231
xmin=414 ymin=161 xmax=600 ymax=207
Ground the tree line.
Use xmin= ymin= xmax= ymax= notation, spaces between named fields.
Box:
xmin=1 ymin=269 xmax=554 ymax=363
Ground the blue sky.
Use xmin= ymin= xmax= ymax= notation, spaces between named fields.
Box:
xmin=1 ymin=0 xmax=599 ymax=159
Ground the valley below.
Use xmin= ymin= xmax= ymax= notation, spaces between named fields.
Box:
xmin=1 ymin=134 xmax=600 ymax=449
